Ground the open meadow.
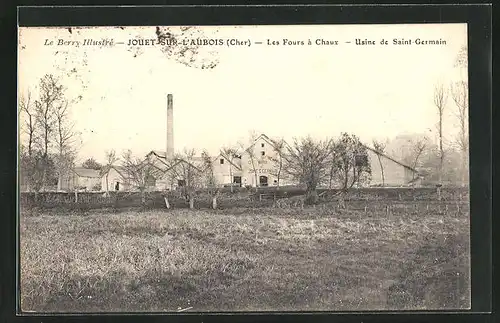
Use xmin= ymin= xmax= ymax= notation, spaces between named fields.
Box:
xmin=20 ymin=201 xmax=470 ymax=312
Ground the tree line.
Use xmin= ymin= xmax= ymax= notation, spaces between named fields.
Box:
xmin=107 ymin=121 xmax=468 ymax=209
xmin=93 ymin=132 xmax=372 ymax=209
xmin=19 ymin=74 xmax=80 ymax=196
xmin=19 ymin=46 xmax=468 ymax=205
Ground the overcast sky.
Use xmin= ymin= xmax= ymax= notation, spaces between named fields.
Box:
xmin=18 ymin=24 xmax=467 ymax=164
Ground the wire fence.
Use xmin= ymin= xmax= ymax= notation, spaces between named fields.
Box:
xmin=19 ymin=187 xmax=469 ymax=215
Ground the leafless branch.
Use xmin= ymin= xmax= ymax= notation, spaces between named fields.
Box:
xmin=19 ymin=90 xmax=37 ymax=156
xmin=433 ymin=82 xmax=448 ymax=184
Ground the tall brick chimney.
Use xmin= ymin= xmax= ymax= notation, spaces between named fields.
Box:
xmin=166 ymin=94 xmax=174 ymax=159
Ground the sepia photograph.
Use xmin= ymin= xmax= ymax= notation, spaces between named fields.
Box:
xmin=18 ymin=23 xmax=470 ymax=313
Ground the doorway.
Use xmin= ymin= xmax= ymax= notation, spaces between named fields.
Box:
xmin=259 ymin=175 xmax=268 ymax=187
xmin=233 ymin=176 xmax=242 ymax=187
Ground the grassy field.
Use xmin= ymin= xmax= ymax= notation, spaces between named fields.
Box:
xmin=20 ymin=204 xmax=470 ymax=312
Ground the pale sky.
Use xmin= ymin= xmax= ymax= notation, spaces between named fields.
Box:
xmin=18 ymin=24 xmax=468 ymax=164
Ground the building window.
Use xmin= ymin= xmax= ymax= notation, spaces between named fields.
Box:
xmin=261 ymin=143 xmax=265 ymax=148
xmin=220 ymin=158 xmax=224 ymax=164
xmin=261 ymin=151 xmax=265 ymax=156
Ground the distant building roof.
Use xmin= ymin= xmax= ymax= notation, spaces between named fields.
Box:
xmin=100 ymin=165 xmax=131 ymax=178
xmin=148 ymin=150 xmax=168 ymax=158
xmin=73 ymin=167 xmax=101 ymax=178
xmin=147 ymin=150 xmax=205 ymax=163
xmin=362 ymin=144 xmax=419 ymax=173
xmin=241 ymin=133 xmax=292 ymax=154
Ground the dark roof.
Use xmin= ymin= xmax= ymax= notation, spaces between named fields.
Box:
xmin=73 ymin=167 xmax=100 ymax=178
xmin=148 ymin=150 xmax=167 ymax=158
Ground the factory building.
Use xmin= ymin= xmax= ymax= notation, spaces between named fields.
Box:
xmin=142 ymin=94 xmax=420 ymax=191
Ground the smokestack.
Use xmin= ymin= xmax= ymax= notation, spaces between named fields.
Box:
xmin=166 ymin=94 xmax=174 ymax=159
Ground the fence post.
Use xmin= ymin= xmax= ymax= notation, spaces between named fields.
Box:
xmin=74 ymin=190 xmax=78 ymax=203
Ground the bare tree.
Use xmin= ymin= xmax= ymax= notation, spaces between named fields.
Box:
xmin=398 ymin=135 xmax=430 ymax=170
xmin=103 ymin=150 xmax=118 ymax=196
xmin=19 ymin=147 xmax=45 ymax=195
xmin=53 ymin=100 xmax=77 ymax=191
xmin=220 ymin=146 xmax=238 ymax=193
xmin=19 ymin=91 xmax=40 ymax=193
xmin=282 ymin=136 xmax=333 ymax=204
xmin=33 ymin=74 xmax=65 ymax=190
xmin=121 ymin=150 xmax=160 ymax=207
xmin=34 ymin=74 xmax=64 ymax=157
xmin=19 ymin=90 xmax=37 ymax=157
xmin=201 ymin=150 xmax=220 ymax=209
xmin=330 ymin=133 xmax=371 ymax=190
xmin=434 ymin=83 xmax=448 ymax=198
xmin=451 ymin=46 xmax=469 ymax=187
xmin=165 ymin=149 xmax=203 ymax=209
xmin=410 ymin=138 xmax=427 ymax=180
xmin=239 ymin=131 xmax=259 ymax=189
xmin=268 ymin=137 xmax=287 ymax=189
xmin=372 ymin=139 xmax=386 ymax=187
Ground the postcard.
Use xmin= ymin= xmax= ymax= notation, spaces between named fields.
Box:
xmin=18 ymin=23 xmax=470 ymax=313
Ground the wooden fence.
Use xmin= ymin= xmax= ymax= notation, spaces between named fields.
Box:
xmin=255 ymin=187 xmax=469 ymax=202
xmin=19 ymin=187 xmax=470 ymax=212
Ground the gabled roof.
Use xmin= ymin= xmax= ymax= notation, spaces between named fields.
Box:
xmin=150 ymin=158 xmax=205 ymax=181
xmin=170 ymin=157 xmax=204 ymax=172
xmin=101 ymin=165 xmax=132 ymax=179
xmin=73 ymin=167 xmax=100 ymax=178
xmin=148 ymin=153 xmax=205 ymax=173
xmin=243 ymin=133 xmax=292 ymax=154
xmin=362 ymin=144 xmax=418 ymax=173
